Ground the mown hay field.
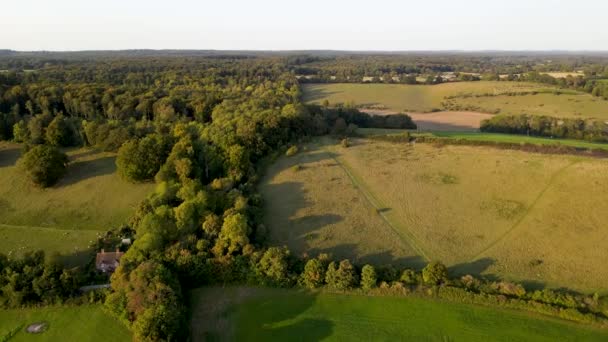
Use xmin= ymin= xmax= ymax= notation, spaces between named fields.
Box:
xmin=302 ymin=82 xmax=608 ymax=119
xmin=190 ymin=286 xmax=608 ymax=342
xmin=262 ymin=138 xmax=608 ymax=292
xmin=0 ymin=142 xmax=153 ymax=264
xmin=0 ymin=305 xmax=131 ymax=342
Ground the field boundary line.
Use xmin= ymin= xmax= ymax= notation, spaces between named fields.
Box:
xmin=0 ymin=223 xmax=103 ymax=233
xmin=469 ymin=160 xmax=579 ymax=260
xmin=320 ymin=145 xmax=432 ymax=262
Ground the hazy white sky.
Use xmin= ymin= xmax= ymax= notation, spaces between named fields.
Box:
xmin=2 ymin=0 xmax=608 ymax=51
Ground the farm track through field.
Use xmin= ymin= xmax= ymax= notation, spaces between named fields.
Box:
xmin=319 ymin=145 xmax=432 ymax=262
xmin=469 ymin=160 xmax=580 ymax=261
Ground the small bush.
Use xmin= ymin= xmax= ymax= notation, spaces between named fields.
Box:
xmin=341 ymin=138 xmax=350 ymax=148
xmin=285 ymin=145 xmax=299 ymax=157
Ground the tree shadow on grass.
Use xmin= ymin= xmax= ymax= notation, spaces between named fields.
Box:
xmin=301 ymin=85 xmax=340 ymax=103
xmin=191 ymin=288 xmax=334 ymax=342
xmin=236 ymin=290 xmax=333 ymax=342
xmin=448 ymin=257 xmax=496 ymax=278
xmin=307 ymin=243 xmax=427 ymax=270
xmin=56 ymin=156 xmax=116 ymax=187
xmin=0 ymin=147 xmax=20 ymax=168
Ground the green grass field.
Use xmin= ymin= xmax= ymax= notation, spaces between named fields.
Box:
xmin=359 ymin=128 xmax=608 ymax=150
xmin=0 ymin=142 xmax=153 ymax=264
xmin=262 ymin=138 xmax=608 ymax=292
xmin=302 ymin=82 xmax=608 ymax=119
xmin=0 ymin=305 xmax=131 ymax=342
xmin=190 ymin=287 xmax=608 ymax=341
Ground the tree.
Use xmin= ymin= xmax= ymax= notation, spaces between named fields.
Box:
xmin=360 ymin=264 xmax=377 ymax=290
xmin=18 ymin=145 xmax=68 ymax=187
xmin=422 ymin=261 xmax=448 ymax=285
xmin=217 ymin=213 xmax=249 ymax=254
xmin=300 ymin=258 xmax=326 ymax=289
xmin=45 ymin=114 xmax=77 ymax=147
xmin=256 ymin=247 xmax=290 ymax=286
xmin=325 ymin=260 xmax=358 ymax=290
xmin=116 ymin=134 xmax=171 ymax=182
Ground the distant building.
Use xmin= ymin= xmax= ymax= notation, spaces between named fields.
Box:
xmin=121 ymin=238 xmax=132 ymax=245
xmin=95 ymin=249 xmax=124 ymax=273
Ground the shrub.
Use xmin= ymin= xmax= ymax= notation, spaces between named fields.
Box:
xmin=422 ymin=261 xmax=448 ymax=285
xmin=18 ymin=145 xmax=68 ymax=187
xmin=300 ymin=258 xmax=326 ymax=289
xmin=360 ymin=264 xmax=377 ymax=290
xmin=325 ymin=260 xmax=358 ymax=290
xmin=400 ymin=269 xmax=420 ymax=285
xmin=285 ymin=145 xmax=299 ymax=157
xmin=341 ymin=138 xmax=350 ymax=148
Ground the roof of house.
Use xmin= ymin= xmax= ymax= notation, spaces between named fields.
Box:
xmin=95 ymin=249 xmax=124 ymax=267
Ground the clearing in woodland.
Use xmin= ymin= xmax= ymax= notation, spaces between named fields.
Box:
xmin=262 ymin=138 xmax=608 ymax=292
xmin=190 ymin=286 xmax=608 ymax=342
xmin=0 ymin=142 xmax=153 ymax=264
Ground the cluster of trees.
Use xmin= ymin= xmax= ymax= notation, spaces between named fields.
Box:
xmin=480 ymin=114 xmax=608 ymax=143
xmin=0 ymin=251 xmax=80 ymax=308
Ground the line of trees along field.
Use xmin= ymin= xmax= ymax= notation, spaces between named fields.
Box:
xmin=0 ymin=55 xmax=607 ymax=341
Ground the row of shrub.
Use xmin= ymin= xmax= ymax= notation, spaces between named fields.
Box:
xmin=480 ymin=114 xmax=608 ymax=143
xmin=409 ymin=135 xmax=608 ymax=157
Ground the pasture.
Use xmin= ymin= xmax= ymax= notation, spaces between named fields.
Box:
xmin=262 ymin=138 xmax=608 ymax=292
xmin=302 ymin=82 xmax=608 ymax=119
xmin=0 ymin=305 xmax=131 ymax=342
xmin=190 ymin=286 xmax=608 ymax=341
xmin=260 ymin=143 xmax=422 ymax=266
xmin=0 ymin=142 xmax=153 ymax=264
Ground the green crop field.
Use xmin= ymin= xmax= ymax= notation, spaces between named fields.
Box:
xmin=190 ymin=286 xmax=608 ymax=341
xmin=261 ymin=138 xmax=608 ymax=292
xmin=0 ymin=305 xmax=131 ymax=342
xmin=0 ymin=142 xmax=153 ymax=264
xmin=302 ymin=82 xmax=608 ymax=119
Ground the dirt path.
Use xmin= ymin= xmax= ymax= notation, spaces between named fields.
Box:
xmin=320 ymin=143 xmax=431 ymax=261
xmin=361 ymin=109 xmax=494 ymax=131
xmin=468 ymin=160 xmax=579 ymax=261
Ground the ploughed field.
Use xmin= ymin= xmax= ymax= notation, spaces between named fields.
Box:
xmin=302 ymin=82 xmax=608 ymax=120
xmin=261 ymin=138 xmax=608 ymax=292
xmin=190 ymin=286 xmax=608 ymax=341
xmin=0 ymin=142 xmax=153 ymax=265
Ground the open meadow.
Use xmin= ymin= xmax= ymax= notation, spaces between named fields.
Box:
xmin=0 ymin=142 xmax=153 ymax=264
xmin=260 ymin=144 xmax=422 ymax=266
xmin=302 ymin=82 xmax=608 ymax=120
xmin=0 ymin=305 xmax=131 ymax=342
xmin=261 ymin=138 xmax=608 ymax=292
xmin=190 ymin=286 xmax=608 ymax=342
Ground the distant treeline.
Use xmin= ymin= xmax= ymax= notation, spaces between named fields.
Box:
xmin=480 ymin=114 xmax=608 ymax=143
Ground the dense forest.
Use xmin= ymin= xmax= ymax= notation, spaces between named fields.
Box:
xmin=1 ymin=52 xmax=607 ymax=341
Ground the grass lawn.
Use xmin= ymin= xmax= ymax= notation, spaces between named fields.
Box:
xmin=0 ymin=305 xmax=131 ymax=342
xmin=0 ymin=142 xmax=153 ymax=264
xmin=262 ymin=138 xmax=608 ymax=292
xmin=302 ymin=82 xmax=608 ymax=119
xmin=190 ymin=286 xmax=608 ymax=341
xmin=0 ymin=224 xmax=100 ymax=267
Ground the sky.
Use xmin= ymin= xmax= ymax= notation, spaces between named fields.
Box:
xmin=2 ymin=0 xmax=608 ymax=51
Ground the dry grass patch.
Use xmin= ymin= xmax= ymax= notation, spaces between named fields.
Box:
xmin=260 ymin=142 xmax=422 ymax=267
